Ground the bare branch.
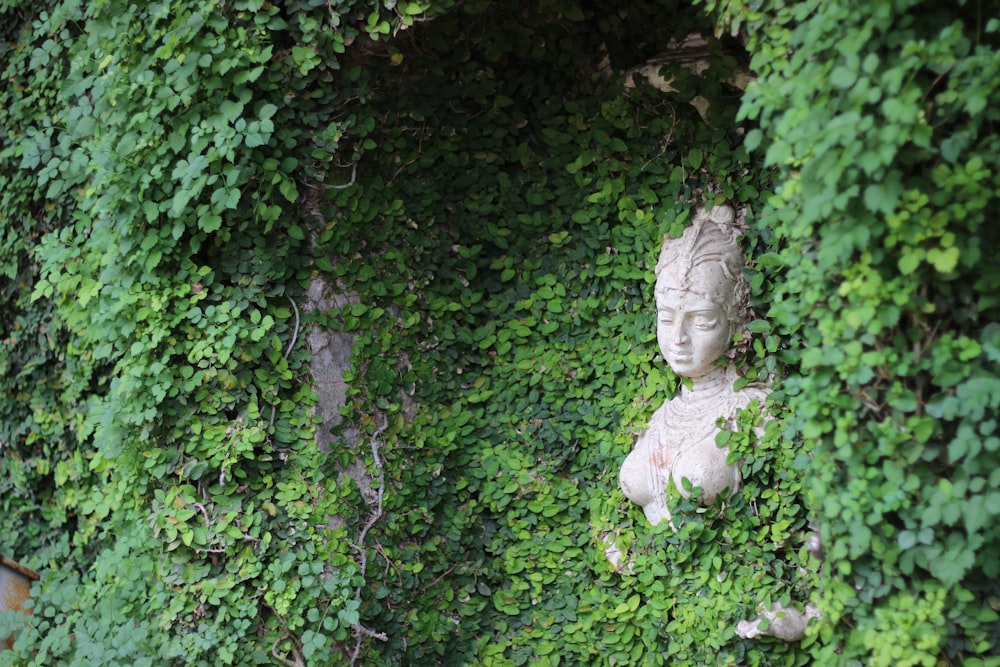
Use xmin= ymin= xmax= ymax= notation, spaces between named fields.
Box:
xmin=307 ymin=163 xmax=358 ymax=191
xmin=349 ymin=413 xmax=390 ymax=666
xmin=284 ymin=294 xmax=301 ymax=360
xmin=192 ymin=502 xmax=211 ymax=526
xmin=272 ymin=634 xmax=306 ymax=667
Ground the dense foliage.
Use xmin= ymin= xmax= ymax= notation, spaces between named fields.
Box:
xmin=1 ymin=0 xmax=997 ymax=665
xmin=314 ymin=3 xmax=812 ymax=664
xmin=707 ymin=0 xmax=1000 ymax=663
xmin=1 ymin=0 xmax=435 ymax=662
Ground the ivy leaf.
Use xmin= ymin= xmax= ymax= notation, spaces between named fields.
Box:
xmin=829 ymin=65 xmax=857 ymax=89
xmin=337 ymin=608 xmax=360 ymax=626
xmin=930 ymin=546 xmax=975 ymax=587
xmin=898 ymin=530 xmax=917 ymax=550
xmin=898 ymin=248 xmax=924 ymax=275
xmin=259 ymin=103 xmax=278 ymax=121
xmin=926 ymin=246 xmax=960 ymax=273
xmin=686 ymin=148 xmax=703 ymax=169
xmin=863 ymin=183 xmax=895 ymax=214
xmin=940 ymin=132 xmax=968 ymax=163
xmin=279 ymin=178 xmax=299 ymax=203
xmin=200 ymin=214 xmax=222 ymax=233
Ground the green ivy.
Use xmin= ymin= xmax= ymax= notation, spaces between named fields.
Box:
xmin=8 ymin=0 xmax=996 ymax=664
xmin=705 ymin=0 xmax=1000 ymax=662
xmin=313 ymin=1 xmax=813 ymax=663
xmin=1 ymin=0 xmax=437 ymax=663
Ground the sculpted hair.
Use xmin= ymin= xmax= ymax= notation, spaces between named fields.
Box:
xmin=654 ymin=205 xmax=750 ymax=327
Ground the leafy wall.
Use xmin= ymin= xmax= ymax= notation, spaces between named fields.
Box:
xmin=312 ymin=4 xmax=809 ymax=664
xmin=709 ymin=0 xmax=1000 ymax=663
xmin=0 ymin=0 xmax=997 ymax=665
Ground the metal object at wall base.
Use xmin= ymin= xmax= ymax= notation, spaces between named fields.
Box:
xmin=0 ymin=557 xmax=40 ymax=651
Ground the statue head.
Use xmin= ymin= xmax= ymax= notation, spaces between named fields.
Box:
xmin=654 ymin=205 xmax=748 ymax=378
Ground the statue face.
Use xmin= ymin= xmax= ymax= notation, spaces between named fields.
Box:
xmin=656 ymin=288 xmax=731 ymax=378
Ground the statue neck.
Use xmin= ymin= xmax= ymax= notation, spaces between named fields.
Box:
xmin=678 ymin=365 xmax=733 ymax=401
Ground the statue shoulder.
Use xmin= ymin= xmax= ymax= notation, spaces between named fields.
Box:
xmin=732 ymin=382 xmax=769 ymax=410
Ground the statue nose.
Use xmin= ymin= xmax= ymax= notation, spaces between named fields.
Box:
xmin=675 ymin=322 xmax=690 ymax=343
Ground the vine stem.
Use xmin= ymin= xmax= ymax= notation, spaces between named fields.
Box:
xmin=349 ymin=413 xmax=390 ymax=666
xmin=307 ymin=162 xmax=357 ymax=190
xmin=284 ymin=294 xmax=301 ymax=359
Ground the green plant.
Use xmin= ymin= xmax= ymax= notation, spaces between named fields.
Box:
xmin=7 ymin=0 xmax=996 ymax=664
xmin=704 ymin=0 xmax=1000 ymax=662
xmin=312 ymin=2 xmax=812 ymax=663
xmin=1 ymin=0 xmax=432 ymax=663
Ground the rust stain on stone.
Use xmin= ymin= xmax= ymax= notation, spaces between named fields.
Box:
xmin=1 ymin=557 xmax=39 ymax=651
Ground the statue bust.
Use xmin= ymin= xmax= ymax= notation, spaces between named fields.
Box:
xmin=619 ymin=205 xmax=767 ymax=526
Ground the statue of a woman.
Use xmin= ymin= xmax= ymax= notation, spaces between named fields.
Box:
xmin=620 ymin=205 xmax=767 ymax=526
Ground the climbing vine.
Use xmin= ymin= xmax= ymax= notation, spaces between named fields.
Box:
xmin=1 ymin=0 xmax=444 ymax=663
xmin=708 ymin=0 xmax=1000 ymax=663
xmin=312 ymin=2 xmax=812 ymax=664
xmin=3 ymin=0 xmax=996 ymax=664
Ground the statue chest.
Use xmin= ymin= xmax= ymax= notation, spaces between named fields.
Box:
xmin=620 ymin=395 xmax=742 ymax=509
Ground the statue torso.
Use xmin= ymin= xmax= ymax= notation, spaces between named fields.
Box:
xmin=620 ymin=367 xmax=766 ymax=524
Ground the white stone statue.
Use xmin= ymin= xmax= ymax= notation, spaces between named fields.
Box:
xmin=736 ymin=601 xmax=821 ymax=641
xmin=620 ymin=205 xmax=767 ymax=527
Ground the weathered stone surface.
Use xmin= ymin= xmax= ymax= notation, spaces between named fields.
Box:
xmin=306 ymin=275 xmax=368 ymax=531
xmin=305 ymin=275 xmax=414 ymax=520
xmin=0 ymin=557 xmax=38 ymax=650
xmin=623 ymin=34 xmax=753 ymax=121
xmin=305 ymin=276 xmax=359 ymax=454
xmin=619 ymin=206 xmax=767 ymax=527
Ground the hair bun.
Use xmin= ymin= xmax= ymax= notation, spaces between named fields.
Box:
xmin=706 ymin=204 xmax=735 ymax=225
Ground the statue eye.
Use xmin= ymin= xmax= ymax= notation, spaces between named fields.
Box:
xmin=658 ymin=310 xmax=675 ymax=324
xmin=692 ymin=314 xmax=720 ymax=330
